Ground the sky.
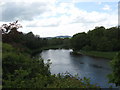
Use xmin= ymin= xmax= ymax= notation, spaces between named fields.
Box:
xmin=0 ymin=0 xmax=119 ymax=37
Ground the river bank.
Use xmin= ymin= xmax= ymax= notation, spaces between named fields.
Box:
xmin=71 ymin=51 xmax=117 ymax=60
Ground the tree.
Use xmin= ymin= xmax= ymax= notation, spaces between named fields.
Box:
xmin=1 ymin=21 xmax=46 ymax=54
xmin=71 ymin=32 xmax=89 ymax=51
xmin=108 ymin=52 xmax=120 ymax=86
xmin=71 ymin=26 xmax=120 ymax=52
xmin=0 ymin=20 xmax=22 ymax=34
xmin=87 ymin=26 xmax=105 ymax=51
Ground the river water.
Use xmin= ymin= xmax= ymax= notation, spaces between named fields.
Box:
xmin=40 ymin=49 xmax=116 ymax=88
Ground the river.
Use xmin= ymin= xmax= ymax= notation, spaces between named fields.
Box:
xmin=40 ymin=49 xmax=116 ymax=88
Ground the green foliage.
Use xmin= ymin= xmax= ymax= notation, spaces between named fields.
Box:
xmin=2 ymin=30 xmax=47 ymax=55
xmin=71 ymin=32 xmax=89 ymax=51
xmin=47 ymin=73 xmax=99 ymax=88
xmin=2 ymin=28 xmax=70 ymax=55
xmin=1 ymin=21 xmax=101 ymax=88
xmin=108 ymin=52 xmax=120 ymax=86
xmin=71 ymin=26 xmax=120 ymax=52
xmin=2 ymin=43 xmax=51 ymax=88
xmin=2 ymin=43 xmax=99 ymax=88
xmin=2 ymin=43 xmax=15 ymax=53
xmin=82 ymin=45 xmax=92 ymax=51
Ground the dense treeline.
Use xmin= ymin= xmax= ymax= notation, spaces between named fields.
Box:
xmin=2 ymin=29 xmax=48 ymax=55
xmin=45 ymin=37 xmax=70 ymax=49
xmin=2 ymin=27 xmax=70 ymax=55
xmin=71 ymin=26 xmax=120 ymax=52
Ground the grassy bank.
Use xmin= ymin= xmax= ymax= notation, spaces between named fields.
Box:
xmin=79 ymin=51 xmax=117 ymax=60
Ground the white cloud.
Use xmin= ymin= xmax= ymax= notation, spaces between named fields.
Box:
xmin=0 ymin=0 xmax=57 ymax=3
xmin=23 ymin=10 xmax=117 ymax=37
xmin=102 ymin=5 xmax=111 ymax=11
xmin=26 ymin=17 xmax=61 ymax=27
xmin=98 ymin=2 xmax=102 ymax=5
xmin=72 ymin=0 xmax=119 ymax=2
xmin=22 ymin=23 xmax=86 ymax=37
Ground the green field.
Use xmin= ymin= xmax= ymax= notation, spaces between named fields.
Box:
xmin=80 ymin=51 xmax=118 ymax=60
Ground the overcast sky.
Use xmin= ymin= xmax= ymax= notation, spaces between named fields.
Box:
xmin=0 ymin=0 xmax=119 ymax=37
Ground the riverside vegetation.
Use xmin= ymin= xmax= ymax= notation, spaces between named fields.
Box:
xmin=1 ymin=21 xmax=120 ymax=88
xmin=1 ymin=21 xmax=99 ymax=88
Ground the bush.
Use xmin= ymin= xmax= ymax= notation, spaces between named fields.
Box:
xmin=108 ymin=52 xmax=120 ymax=86
xmin=2 ymin=43 xmax=51 ymax=88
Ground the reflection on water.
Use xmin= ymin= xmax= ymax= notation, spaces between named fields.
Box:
xmin=40 ymin=49 xmax=116 ymax=88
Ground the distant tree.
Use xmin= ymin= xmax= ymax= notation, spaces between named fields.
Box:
xmin=47 ymin=38 xmax=63 ymax=46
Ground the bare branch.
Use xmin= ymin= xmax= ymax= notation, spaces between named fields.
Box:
xmin=0 ymin=20 xmax=22 ymax=34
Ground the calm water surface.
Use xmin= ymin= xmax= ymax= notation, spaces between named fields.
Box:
xmin=40 ymin=49 xmax=116 ymax=88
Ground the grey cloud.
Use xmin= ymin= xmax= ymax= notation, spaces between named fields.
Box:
xmin=1 ymin=2 xmax=48 ymax=21
xmin=27 ymin=22 xmax=60 ymax=27
xmin=70 ymin=17 xmax=92 ymax=24
xmin=41 ymin=23 xmax=60 ymax=27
